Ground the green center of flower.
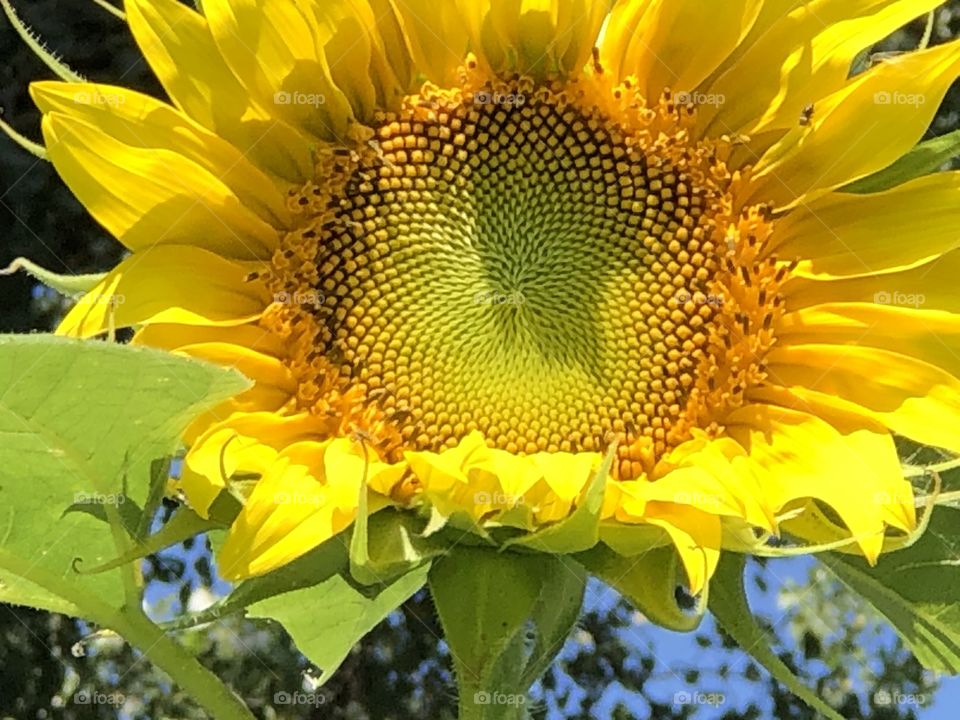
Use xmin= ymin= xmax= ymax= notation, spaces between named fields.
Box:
xmin=288 ymin=79 xmax=745 ymax=461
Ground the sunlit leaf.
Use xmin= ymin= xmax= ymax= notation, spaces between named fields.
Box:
xmin=0 ymin=335 xmax=247 ymax=617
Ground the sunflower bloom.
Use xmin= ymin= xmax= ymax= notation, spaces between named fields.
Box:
xmin=34 ymin=0 xmax=960 ymax=595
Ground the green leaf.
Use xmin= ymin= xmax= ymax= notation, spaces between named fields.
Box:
xmin=208 ymin=534 xmax=349 ymax=620
xmin=0 ymin=335 xmax=247 ymax=616
xmin=429 ymin=546 xmax=586 ymax=719
xmin=823 ymin=506 xmax=960 ymax=674
xmin=247 ymin=563 xmax=429 ymax=684
xmin=75 ymin=508 xmax=217 ymax=575
xmin=843 ymin=128 xmax=960 ymax=193
xmin=0 ymin=257 xmax=106 ymax=296
xmin=579 ymin=543 xmax=704 ymax=632
xmin=502 ymin=441 xmax=616 ymax=554
xmin=709 ymin=553 xmax=844 ymax=720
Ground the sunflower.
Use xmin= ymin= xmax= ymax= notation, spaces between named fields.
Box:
xmin=31 ymin=0 xmax=960 ymax=598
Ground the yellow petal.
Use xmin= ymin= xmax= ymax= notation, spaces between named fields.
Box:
xmin=367 ymin=0 xmax=416 ymax=94
xmin=765 ymin=343 xmax=960 ymax=455
xmin=185 ymin=410 xmax=331 ymax=457
xmin=782 ymin=246 xmax=960 ymax=312
xmin=31 ymin=81 xmax=291 ymax=228
xmin=297 ymin=0 xmax=406 ymax=118
xmin=769 ymin=172 xmax=960 ymax=278
xmin=644 ymin=440 xmax=776 ymax=532
xmin=203 ymin=0 xmax=354 ymax=140
xmin=479 ymin=0 xmax=608 ymax=77
xmin=386 ymin=0 xmax=470 ymax=86
xmin=182 ymin=427 xmax=281 ymax=517
xmin=42 ymin=113 xmax=279 ymax=259
xmin=134 ymin=322 xmax=289 ymax=361
xmin=218 ymin=444 xmax=355 ymax=579
xmin=323 ymin=437 xmax=408 ymax=497
xmin=488 ymin=450 xmax=545 ymax=501
xmin=530 ymin=451 xmax=599 ymax=503
xmin=779 ymin=303 xmax=960 ymax=380
xmin=726 ymin=403 xmax=913 ymax=562
xmin=749 ymin=39 xmax=960 ymax=207
xmin=405 ymin=432 xmax=502 ymax=519
xmin=603 ymin=0 xmax=763 ymax=102
xmin=125 ymin=0 xmax=312 ymax=182
xmin=700 ymin=0 xmax=943 ymax=136
xmin=56 ymin=245 xmax=269 ymax=337
xmin=644 ymin=503 xmax=721 ymax=596
xmin=405 ymin=430 xmax=492 ymax=490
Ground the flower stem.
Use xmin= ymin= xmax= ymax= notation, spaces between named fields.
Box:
xmin=0 ymin=549 xmax=255 ymax=720
xmin=110 ymin=608 xmax=257 ymax=720
xmin=428 ymin=547 xmax=586 ymax=720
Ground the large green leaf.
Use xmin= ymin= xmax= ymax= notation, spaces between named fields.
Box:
xmin=247 ymin=563 xmax=430 ymax=684
xmin=709 ymin=554 xmax=845 ymax=720
xmin=0 ymin=335 xmax=248 ymax=616
xmin=824 ymin=506 xmax=960 ymax=674
xmin=843 ymin=128 xmax=960 ymax=193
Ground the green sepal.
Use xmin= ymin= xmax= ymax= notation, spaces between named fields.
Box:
xmin=599 ymin=522 xmax=672 ymax=556
xmin=578 ymin=543 xmax=704 ymax=632
xmin=502 ymin=441 xmax=616 ymax=554
xmin=843 ymin=128 xmax=960 ymax=193
xmin=709 ymin=553 xmax=845 ymax=720
xmin=349 ymin=509 xmax=446 ymax=585
xmin=429 ymin=546 xmax=587 ymax=720
xmin=1 ymin=256 xmax=107 ymax=296
xmin=0 ymin=0 xmax=85 ymax=82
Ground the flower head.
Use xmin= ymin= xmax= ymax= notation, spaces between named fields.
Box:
xmin=34 ymin=0 xmax=960 ymax=599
